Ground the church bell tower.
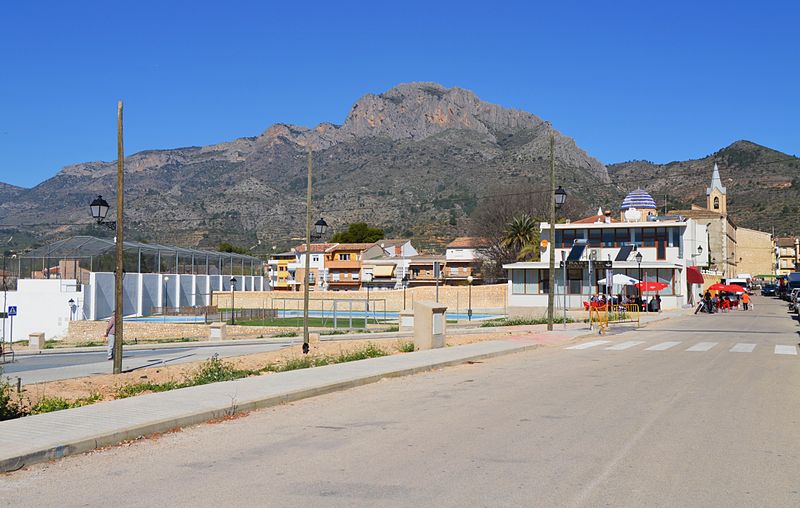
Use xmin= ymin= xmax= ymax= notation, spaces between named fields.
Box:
xmin=706 ymin=162 xmax=727 ymax=215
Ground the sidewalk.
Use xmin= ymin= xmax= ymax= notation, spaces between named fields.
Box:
xmin=0 ymin=330 xmax=587 ymax=473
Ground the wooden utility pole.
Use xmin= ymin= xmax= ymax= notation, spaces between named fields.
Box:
xmin=547 ymin=129 xmax=556 ymax=331
xmin=302 ymin=147 xmax=313 ymax=354
xmin=113 ymin=101 xmax=125 ymax=374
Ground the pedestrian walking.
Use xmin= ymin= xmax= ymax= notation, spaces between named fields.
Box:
xmin=104 ymin=312 xmax=116 ymax=361
xmin=741 ymin=292 xmax=750 ymax=311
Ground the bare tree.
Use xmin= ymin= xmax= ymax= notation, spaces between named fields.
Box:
xmin=469 ymin=183 xmax=589 ymax=282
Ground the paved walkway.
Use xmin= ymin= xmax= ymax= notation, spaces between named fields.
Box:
xmin=0 ymin=327 xmax=592 ymax=473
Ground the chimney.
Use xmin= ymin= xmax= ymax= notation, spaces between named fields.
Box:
xmin=604 ymin=209 xmax=612 ymax=224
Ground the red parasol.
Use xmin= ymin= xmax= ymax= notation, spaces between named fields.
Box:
xmin=635 ymin=281 xmax=669 ymax=292
xmin=707 ymin=283 xmax=727 ymax=291
xmin=722 ymin=284 xmax=746 ymax=293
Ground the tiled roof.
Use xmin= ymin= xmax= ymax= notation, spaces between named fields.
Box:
xmin=329 ymin=243 xmax=375 ymax=252
xmin=293 ymin=243 xmax=336 ymax=254
xmin=446 ymin=237 xmax=491 ymax=249
xmin=776 ymin=237 xmax=798 ymax=247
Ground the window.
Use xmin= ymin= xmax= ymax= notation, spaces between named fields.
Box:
xmin=588 ymin=229 xmax=602 ymax=247
xmin=450 ymin=267 xmax=459 ymax=276
xmin=616 ymin=229 xmax=630 ymax=246
xmin=602 ymin=228 xmax=614 ymax=247
xmin=352 ymin=273 xmax=359 ymax=280
xmin=312 ymin=255 xmax=319 ymax=262
xmin=713 ymin=196 xmax=719 ymax=209
xmin=539 ymin=269 xmax=549 ymax=293
xmin=511 ymin=269 xmax=542 ymax=294
xmin=568 ymin=268 xmax=583 ymax=294
xmin=331 ymin=273 xmax=340 ymax=282
xmin=339 ymin=253 xmax=351 ymax=261
xmin=562 ymin=230 xmax=576 ymax=248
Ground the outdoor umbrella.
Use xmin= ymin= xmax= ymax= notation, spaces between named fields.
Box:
xmin=722 ymin=284 xmax=745 ymax=293
xmin=635 ymin=281 xmax=669 ymax=292
xmin=597 ymin=274 xmax=639 ymax=285
xmin=707 ymin=283 xmax=727 ymax=291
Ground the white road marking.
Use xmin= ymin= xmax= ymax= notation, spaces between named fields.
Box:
xmin=605 ymin=341 xmax=645 ymax=351
xmin=686 ymin=342 xmax=717 ymax=352
xmin=644 ymin=341 xmax=681 ymax=351
xmin=774 ymin=345 xmax=798 ymax=355
xmin=730 ymin=343 xmax=756 ymax=353
xmin=566 ymin=340 xmax=612 ymax=350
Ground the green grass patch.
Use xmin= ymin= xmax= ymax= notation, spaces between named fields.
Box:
xmin=264 ymin=343 xmax=389 ymax=373
xmin=395 ymin=341 xmax=416 ymax=353
xmin=30 ymin=393 xmax=102 ymax=415
xmin=480 ymin=316 xmax=575 ymax=327
xmin=115 ymin=355 xmax=258 ymax=399
xmin=235 ymin=316 xmax=390 ymax=329
xmin=272 ymin=330 xmax=299 ymax=338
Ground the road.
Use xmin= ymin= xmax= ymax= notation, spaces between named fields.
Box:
xmin=1 ymin=342 xmax=292 ymax=385
xmin=1 ymin=295 xmax=798 ymax=507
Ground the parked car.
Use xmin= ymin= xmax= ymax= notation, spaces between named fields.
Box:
xmin=789 ymin=289 xmax=800 ymax=311
xmin=761 ymin=284 xmax=778 ymax=296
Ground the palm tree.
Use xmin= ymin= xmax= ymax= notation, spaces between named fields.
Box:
xmin=501 ymin=214 xmax=540 ymax=260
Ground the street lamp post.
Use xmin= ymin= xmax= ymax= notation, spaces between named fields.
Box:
xmin=466 ymin=275 xmax=474 ymax=321
xmin=87 ymin=101 xmax=125 ymax=374
xmin=402 ymin=274 xmax=409 ymax=310
xmin=230 ymin=277 xmax=237 ymax=325
xmin=68 ymin=298 xmax=75 ymax=321
xmin=363 ymin=272 xmax=373 ymax=314
xmin=635 ymin=251 xmax=643 ymax=302
xmin=546 ymin=130 xmax=568 ymax=336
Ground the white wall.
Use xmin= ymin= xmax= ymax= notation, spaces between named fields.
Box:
xmin=2 ymin=279 xmax=82 ymax=341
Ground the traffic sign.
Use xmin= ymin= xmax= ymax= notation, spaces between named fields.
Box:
xmin=7 ymin=306 xmax=16 ymax=316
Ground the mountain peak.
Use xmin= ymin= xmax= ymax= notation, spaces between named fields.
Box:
xmin=339 ymin=82 xmax=543 ymax=142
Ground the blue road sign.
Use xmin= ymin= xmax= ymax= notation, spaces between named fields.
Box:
xmin=7 ymin=306 xmax=17 ymax=316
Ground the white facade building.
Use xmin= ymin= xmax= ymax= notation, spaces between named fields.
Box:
xmin=504 ymin=193 xmax=709 ymax=314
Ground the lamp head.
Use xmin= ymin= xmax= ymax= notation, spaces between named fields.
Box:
xmin=89 ymin=195 xmax=110 ymax=222
xmin=554 ymin=186 xmax=567 ymax=209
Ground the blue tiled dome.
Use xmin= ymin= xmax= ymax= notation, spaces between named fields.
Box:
xmin=620 ymin=189 xmax=657 ymax=210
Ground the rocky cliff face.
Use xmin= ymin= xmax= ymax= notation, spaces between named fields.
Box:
xmin=1 ymin=82 xmax=611 ymax=249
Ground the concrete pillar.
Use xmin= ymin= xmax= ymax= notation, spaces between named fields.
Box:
xmin=413 ymin=301 xmax=447 ymax=350
xmin=399 ymin=310 xmax=414 ymax=332
xmin=28 ymin=332 xmax=45 ymax=350
xmin=209 ymin=322 xmax=227 ymax=341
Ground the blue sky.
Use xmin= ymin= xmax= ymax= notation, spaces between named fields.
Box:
xmin=1 ymin=0 xmax=798 ymax=188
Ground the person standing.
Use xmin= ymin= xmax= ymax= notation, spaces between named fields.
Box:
xmin=104 ymin=311 xmax=116 ymax=361
xmin=741 ymin=291 xmax=750 ymax=311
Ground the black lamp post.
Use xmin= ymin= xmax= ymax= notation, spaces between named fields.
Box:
xmin=89 ymin=195 xmax=116 ymax=230
xmin=230 ymin=276 xmax=237 ymax=325
xmin=466 ymin=275 xmax=474 ymax=321
xmin=635 ymin=251 xmax=643 ymax=298
xmin=555 ymin=186 xmax=567 ymax=209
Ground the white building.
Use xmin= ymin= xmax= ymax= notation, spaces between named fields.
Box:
xmin=504 ymin=190 xmax=709 ymax=314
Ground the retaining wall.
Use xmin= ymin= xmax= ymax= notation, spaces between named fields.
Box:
xmin=212 ymin=284 xmax=508 ymax=313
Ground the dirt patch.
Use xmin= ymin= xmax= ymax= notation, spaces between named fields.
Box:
xmin=20 ymin=329 xmax=533 ymax=406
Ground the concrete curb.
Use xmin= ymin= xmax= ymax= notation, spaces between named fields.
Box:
xmin=0 ymin=340 xmax=542 ymax=473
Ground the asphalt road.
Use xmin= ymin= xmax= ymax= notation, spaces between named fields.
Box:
xmin=2 ymin=296 xmax=798 ymax=507
xmin=1 ymin=342 xmax=292 ymax=385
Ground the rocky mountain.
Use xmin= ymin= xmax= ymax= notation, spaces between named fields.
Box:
xmin=607 ymin=140 xmax=800 ymax=235
xmin=0 ymin=82 xmax=608 ymax=250
xmin=0 ymin=182 xmax=24 ymax=204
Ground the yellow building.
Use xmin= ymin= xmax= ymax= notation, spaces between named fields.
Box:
xmin=776 ymin=237 xmax=799 ymax=275
xmin=736 ymin=228 xmax=774 ymax=278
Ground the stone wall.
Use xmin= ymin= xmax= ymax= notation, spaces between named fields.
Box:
xmin=65 ymin=321 xmax=291 ymax=344
xmin=212 ymin=283 xmax=508 ymax=314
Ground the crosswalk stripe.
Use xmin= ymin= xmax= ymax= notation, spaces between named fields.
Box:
xmin=644 ymin=341 xmax=681 ymax=351
xmin=605 ymin=341 xmax=645 ymax=350
xmin=566 ymin=340 xmax=612 ymax=350
xmin=730 ymin=343 xmax=756 ymax=353
xmin=686 ymin=342 xmax=718 ymax=352
xmin=774 ymin=345 xmax=798 ymax=355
